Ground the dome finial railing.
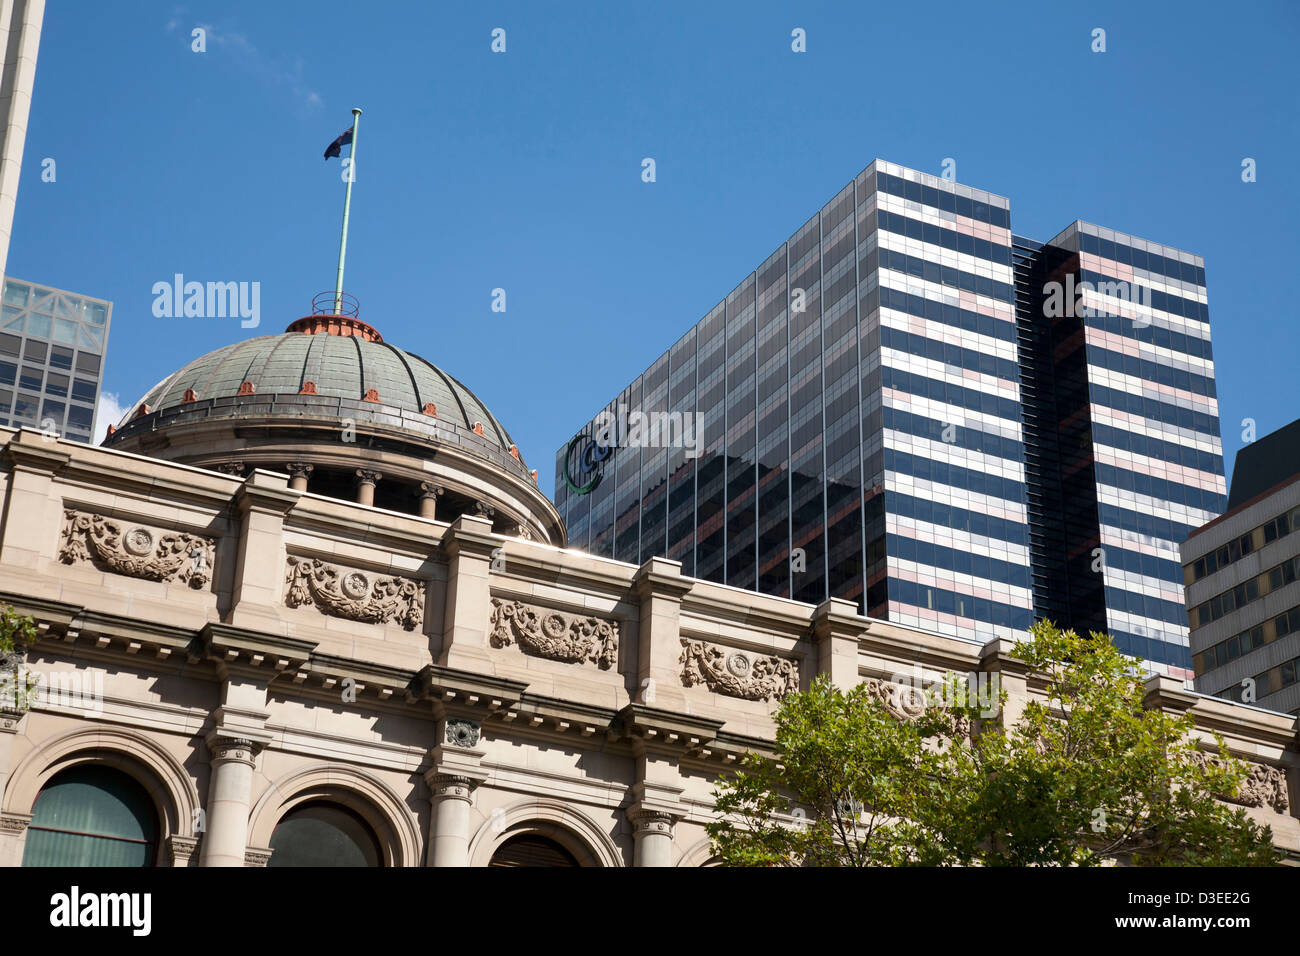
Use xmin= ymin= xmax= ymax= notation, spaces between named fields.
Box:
xmin=285 ymin=292 xmax=382 ymax=341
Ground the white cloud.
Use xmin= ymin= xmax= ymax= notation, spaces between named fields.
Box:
xmin=93 ymin=391 xmax=127 ymax=445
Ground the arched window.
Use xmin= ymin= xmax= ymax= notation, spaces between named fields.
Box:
xmin=268 ymin=801 xmax=382 ymax=867
xmin=22 ymin=765 xmax=159 ymax=867
xmin=489 ymin=834 xmax=580 ymax=867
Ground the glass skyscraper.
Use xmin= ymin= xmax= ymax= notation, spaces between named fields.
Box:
xmin=556 ymin=160 xmax=1224 ymax=675
xmin=0 ymin=277 xmax=113 ymax=443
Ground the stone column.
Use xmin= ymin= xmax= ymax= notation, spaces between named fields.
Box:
xmin=424 ymin=727 xmax=486 ymax=867
xmin=286 ymin=462 xmax=313 ymax=492
xmin=418 ymin=482 xmax=443 ymax=520
xmin=355 ymin=469 xmax=382 ymax=507
xmin=199 ymin=671 xmax=270 ymax=868
xmin=200 ymin=731 xmax=263 ymax=867
xmin=629 ymin=808 xmax=676 ymax=867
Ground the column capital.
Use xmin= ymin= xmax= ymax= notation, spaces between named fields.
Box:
xmin=205 ymin=729 xmax=268 ymax=767
xmin=244 ymin=847 xmax=274 ymax=867
xmin=426 ymin=772 xmax=479 ymax=804
xmin=214 ymin=460 xmax=246 ymax=477
xmin=473 ymin=501 xmax=495 ymax=520
xmin=627 ymin=807 xmax=677 ymax=837
xmin=286 ymin=462 xmax=314 ymax=480
xmin=0 ymin=812 xmax=31 ymax=836
xmin=355 ymin=469 xmax=382 ymax=486
xmin=166 ymin=835 xmax=200 ymax=867
xmin=419 ymin=482 xmax=444 ymax=498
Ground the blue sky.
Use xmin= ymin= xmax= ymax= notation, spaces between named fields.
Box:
xmin=12 ymin=1 xmax=1298 ymax=496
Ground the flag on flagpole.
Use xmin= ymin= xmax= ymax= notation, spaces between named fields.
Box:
xmin=323 ymin=126 xmax=354 ymax=160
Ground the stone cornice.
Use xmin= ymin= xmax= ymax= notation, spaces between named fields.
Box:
xmin=297 ymin=652 xmax=420 ymax=704
xmin=441 ymin=514 xmax=499 ymax=562
xmin=0 ymin=590 xmax=198 ymax=662
xmin=234 ymin=469 xmax=298 ymax=517
xmin=195 ymin=622 xmax=318 ymax=678
xmin=0 ymin=430 xmax=72 ymax=474
xmin=613 ymin=703 xmax=726 ymax=757
xmin=811 ymin=597 xmax=867 ymax=640
xmin=499 ymin=692 xmax=621 ymax=740
xmin=679 ymin=588 xmax=819 ymax=643
xmin=412 ymin=663 xmax=528 ymax=713
xmin=859 ymin=618 xmax=984 ymax=674
xmin=633 ymin=556 xmax=694 ymax=602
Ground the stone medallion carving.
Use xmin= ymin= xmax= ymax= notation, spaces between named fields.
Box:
xmin=489 ymin=598 xmax=618 ymax=669
xmin=1186 ymin=750 xmax=1290 ymax=813
xmin=862 ymin=677 xmax=929 ymax=723
xmin=284 ymin=556 xmax=424 ymax=631
xmin=679 ymin=639 xmax=799 ymax=701
xmin=58 ymin=510 xmax=215 ymax=589
xmin=445 ymin=718 xmax=481 ymax=748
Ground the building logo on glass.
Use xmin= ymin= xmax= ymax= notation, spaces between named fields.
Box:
xmin=564 ymin=405 xmax=702 ymax=495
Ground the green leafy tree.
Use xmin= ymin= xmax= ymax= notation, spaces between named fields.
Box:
xmin=708 ymin=621 xmax=1279 ymax=866
xmin=958 ymin=621 xmax=1277 ymax=866
xmin=0 ymin=604 xmax=38 ymax=713
xmin=706 ymin=675 xmax=971 ymax=866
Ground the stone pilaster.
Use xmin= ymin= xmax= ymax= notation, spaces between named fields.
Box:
xmin=0 ymin=429 xmax=70 ymax=571
xmin=438 ymin=514 xmax=497 ymax=668
xmin=811 ymin=597 xmax=862 ymax=690
xmin=244 ymin=847 xmax=273 ymax=867
xmin=0 ymin=811 xmax=31 ymax=867
xmin=632 ymin=557 xmax=694 ymax=710
xmin=166 ymin=835 xmax=200 ymax=867
xmin=229 ymin=469 xmax=296 ymax=633
xmin=979 ymin=637 xmax=1032 ymax=727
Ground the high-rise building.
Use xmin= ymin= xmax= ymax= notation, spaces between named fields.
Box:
xmin=1182 ymin=419 xmax=1300 ymax=715
xmin=556 ymin=159 xmax=1226 ymax=675
xmin=0 ymin=276 xmax=112 ymax=442
xmin=0 ymin=0 xmax=46 ymax=282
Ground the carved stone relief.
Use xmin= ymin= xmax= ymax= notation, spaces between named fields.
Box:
xmin=445 ymin=718 xmax=481 ymax=748
xmin=284 ymin=556 xmax=424 ymax=631
xmin=678 ymin=639 xmax=799 ymax=701
xmin=1186 ymin=750 xmax=1290 ymax=813
xmin=58 ymin=510 xmax=214 ymax=589
xmin=488 ymin=598 xmax=618 ymax=669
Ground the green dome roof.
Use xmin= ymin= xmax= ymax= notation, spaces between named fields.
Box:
xmin=125 ymin=332 xmax=515 ymax=450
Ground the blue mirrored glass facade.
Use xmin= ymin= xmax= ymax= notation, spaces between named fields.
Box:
xmin=556 ymin=161 xmax=1224 ymax=676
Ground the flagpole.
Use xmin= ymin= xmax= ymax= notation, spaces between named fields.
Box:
xmin=333 ymin=107 xmax=362 ymax=314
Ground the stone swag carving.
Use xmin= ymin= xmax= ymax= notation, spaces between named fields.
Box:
xmin=1186 ymin=750 xmax=1290 ymax=814
xmin=679 ymin=639 xmax=799 ymax=702
xmin=489 ymin=598 xmax=618 ymax=669
xmin=58 ymin=510 xmax=214 ymax=589
xmin=284 ymin=556 xmax=425 ymax=631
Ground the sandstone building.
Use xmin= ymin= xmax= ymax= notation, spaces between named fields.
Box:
xmin=0 ymin=307 xmax=1294 ymax=866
